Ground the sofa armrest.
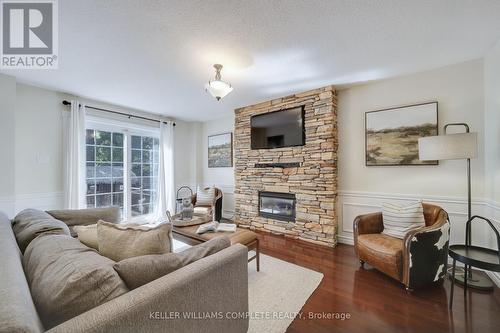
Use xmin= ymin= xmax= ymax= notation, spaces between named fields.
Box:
xmin=402 ymin=210 xmax=450 ymax=289
xmin=47 ymin=244 xmax=249 ymax=333
xmin=46 ymin=207 xmax=121 ymax=236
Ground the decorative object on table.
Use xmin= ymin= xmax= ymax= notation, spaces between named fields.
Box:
xmin=175 ymin=186 xmax=193 ymax=214
xmin=208 ymin=132 xmax=233 ymax=168
xmin=205 ymin=64 xmax=233 ymax=101
xmin=195 ymin=221 xmax=237 ymax=234
xmin=181 ymin=198 xmax=194 ymax=220
xmin=353 ymin=203 xmax=450 ymax=291
xmin=448 ymin=215 xmax=500 ymax=308
xmin=365 ymin=102 xmax=438 ymax=166
xmin=191 ymin=186 xmax=224 ymax=222
xmin=418 ymin=123 xmax=491 ymax=290
xmin=170 ymin=212 xmax=212 ymax=227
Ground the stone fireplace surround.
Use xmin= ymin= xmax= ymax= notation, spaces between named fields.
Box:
xmin=234 ymin=85 xmax=338 ymax=247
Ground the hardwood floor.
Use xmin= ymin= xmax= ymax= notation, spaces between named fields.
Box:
xmin=256 ymin=231 xmax=500 ymax=333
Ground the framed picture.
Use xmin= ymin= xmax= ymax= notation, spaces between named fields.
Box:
xmin=208 ymin=132 xmax=233 ymax=168
xmin=365 ymin=102 xmax=438 ymax=166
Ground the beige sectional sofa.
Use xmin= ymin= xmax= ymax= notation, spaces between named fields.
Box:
xmin=0 ymin=208 xmax=249 ymax=333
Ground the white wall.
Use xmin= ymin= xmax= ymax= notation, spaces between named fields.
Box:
xmin=199 ymin=115 xmax=235 ymax=218
xmin=484 ymin=40 xmax=500 ymax=204
xmin=0 ymin=74 xmax=16 ymax=216
xmin=337 ymin=59 xmax=493 ymax=248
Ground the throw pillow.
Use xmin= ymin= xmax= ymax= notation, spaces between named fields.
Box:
xmin=23 ymin=234 xmax=129 ymax=328
xmin=114 ymin=236 xmax=231 ymax=289
xmin=382 ymin=201 xmax=426 ymax=239
xmin=12 ymin=209 xmax=71 ymax=253
xmin=97 ymin=220 xmax=172 ymax=261
xmin=73 ymin=224 xmax=98 ymax=250
xmin=196 ymin=186 xmax=215 ymax=206
xmin=47 ymin=207 xmax=121 ymax=237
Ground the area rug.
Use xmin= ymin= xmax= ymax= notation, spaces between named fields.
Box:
xmin=247 ymin=254 xmax=324 ymax=333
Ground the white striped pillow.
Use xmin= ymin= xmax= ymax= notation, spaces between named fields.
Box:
xmin=382 ymin=201 xmax=425 ymax=239
xmin=196 ymin=186 xmax=215 ymax=206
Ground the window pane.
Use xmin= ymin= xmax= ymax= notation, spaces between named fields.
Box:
xmin=95 ymin=131 xmax=111 ymax=146
xmin=86 ymin=162 xmax=95 ymax=179
xmin=142 ymin=150 xmax=151 ymax=163
xmin=112 ymin=148 xmax=123 ymax=162
xmin=112 ymin=133 xmax=123 ymax=147
xmin=131 ymin=149 xmax=141 ymax=163
xmin=112 ymin=163 xmax=123 ymax=178
xmin=86 ymin=129 xmax=95 ymax=145
xmin=112 ymin=178 xmax=124 ymax=192
xmin=131 ymin=136 xmax=141 ymax=149
xmin=143 ymin=137 xmax=153 ymax=149
xmin=95 ymin=163 xmax=112 ymax=178
xmin=131 ymin=163 xmax=141 ymax=177
xmin=112 ymin=192 xmax=124 ymax=207
xmin=86 ymin=146 xmax=95 ymax=162
xmin=96 ymin=179 xmax=112 ymax=194
xmin=86 ymin=195 xmax=95 ymax=207
xmin=86 ymin=179 xmax=95 ymax=195
xmin=143 ymin=164 xmax=151 ymax=176
xmin=96 ymin=147 xmax=111 ymax=162
xmin=96 ymin=194 xmax=112 ymax=207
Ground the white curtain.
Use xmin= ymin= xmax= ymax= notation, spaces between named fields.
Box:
xmin=155 ymin=121 xmax=175 ymax=220
xmin=63 ymin=100 xmax=86 ymax=209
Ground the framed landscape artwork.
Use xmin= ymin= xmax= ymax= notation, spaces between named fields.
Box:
xmin=208 ymin=132 xmax=233 ymax=168
xmin=365 ymin=102 xmax=438 ymax=166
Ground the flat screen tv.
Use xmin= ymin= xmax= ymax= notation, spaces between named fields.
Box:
xmin=250 ymin=106 xmax=305 ymax=149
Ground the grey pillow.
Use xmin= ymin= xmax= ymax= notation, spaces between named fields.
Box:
xmin=47 ymin=207 xmax=121 ymax=237
xmin=114 ymin=236 xmax=231 ymax=289
xmin=23 ymin=234 xmax=129 ymax=328
xmin=12 ymin=209 xmax=70 ymax=253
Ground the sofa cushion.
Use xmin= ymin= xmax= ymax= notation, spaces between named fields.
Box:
xmin=382 ymin=201 xmax=425 ymax=239
xmin=12 ymin=209 xmax=71 ymax=253
xmin=23 ymin=234 xmax=129 ymax=329
xmin=114 ymin=236 xmax=230 ymax=289
xmin=357 ymin=234 xmax=404 ymax=280
xmin=97 ymin=220 xmax=172 ymax=261
xmin=73 ymin=223 xmax=99 ymax=250
xmin=0 ymin=212 xmax=44 ymax=333
xmin=47 ymin=207 xmax=121 ymax=237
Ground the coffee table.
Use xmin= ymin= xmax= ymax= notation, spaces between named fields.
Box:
xmin=172 ymin=224 xmax=260 ymax=271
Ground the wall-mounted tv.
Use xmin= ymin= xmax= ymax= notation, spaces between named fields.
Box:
xmin=250 ymin=106 xmax=305 ymax=149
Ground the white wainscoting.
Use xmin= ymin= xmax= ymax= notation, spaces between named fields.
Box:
xmin=0 ymin=192 xmax=64 ymax=218
xmin=337 ymin=190 xmax=500 ymax=286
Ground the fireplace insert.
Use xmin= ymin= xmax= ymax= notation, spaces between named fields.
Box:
xmin=259 ymin=191 xmax=296 ymax=222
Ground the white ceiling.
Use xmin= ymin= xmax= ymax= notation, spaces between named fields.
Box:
xmin=3 ymin=0 xmax=500 ymax=121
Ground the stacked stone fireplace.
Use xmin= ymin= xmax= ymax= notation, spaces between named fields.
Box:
xmin=234 ymin=85 xmax=338 ymax=247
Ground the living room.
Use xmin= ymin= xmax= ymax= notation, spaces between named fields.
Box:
xmin=1 ymin=1 xmax=499 ymax=333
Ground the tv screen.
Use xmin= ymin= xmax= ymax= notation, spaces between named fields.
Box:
xmin=251 ymin=106 xmax=305 ymax=149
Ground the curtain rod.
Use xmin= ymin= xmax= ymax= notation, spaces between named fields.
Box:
xmin=62 ymin=100 xmax=175 ymax=126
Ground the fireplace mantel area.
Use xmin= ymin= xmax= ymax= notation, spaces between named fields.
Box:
xmin=234 ymin=85 xmax=338 ymax=247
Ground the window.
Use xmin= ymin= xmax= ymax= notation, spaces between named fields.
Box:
xmin=85 ymin=126 xmax=159 ymax=218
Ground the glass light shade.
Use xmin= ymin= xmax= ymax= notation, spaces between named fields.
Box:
xmin=205 ymin=80 xmax=233 ymax=101
xmin=418 ymin=132 xmax=477 ymax=161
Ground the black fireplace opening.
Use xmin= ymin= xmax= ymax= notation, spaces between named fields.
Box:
xmin=259 ymin=191 xmax=296 ymax=222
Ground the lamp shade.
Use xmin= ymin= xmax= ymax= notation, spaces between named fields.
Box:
xmin=418 ymin=132 xmax=477 ymax=161
xmin=205 ymin=80 xmax=233 ymax=101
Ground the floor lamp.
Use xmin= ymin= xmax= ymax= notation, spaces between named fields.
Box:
xmin=418 ymin=123 xmax=493 ymax=290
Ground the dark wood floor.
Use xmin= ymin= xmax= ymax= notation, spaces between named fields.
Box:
xmin=256 ymin=231 xmax=500 ymax=333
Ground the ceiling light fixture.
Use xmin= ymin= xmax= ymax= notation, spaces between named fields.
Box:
xmin=205 ymin=64 xmax=233 ymax=101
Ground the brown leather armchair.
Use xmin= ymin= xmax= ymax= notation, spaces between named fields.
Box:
xmin=191 ymin=187 xmax=223 ymax=221
xmin=353 ymin=203 xmax=450 ymax=290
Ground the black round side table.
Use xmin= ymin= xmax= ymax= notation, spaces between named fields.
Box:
xmin=448 ymin=216 xmax=500 ymax=309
